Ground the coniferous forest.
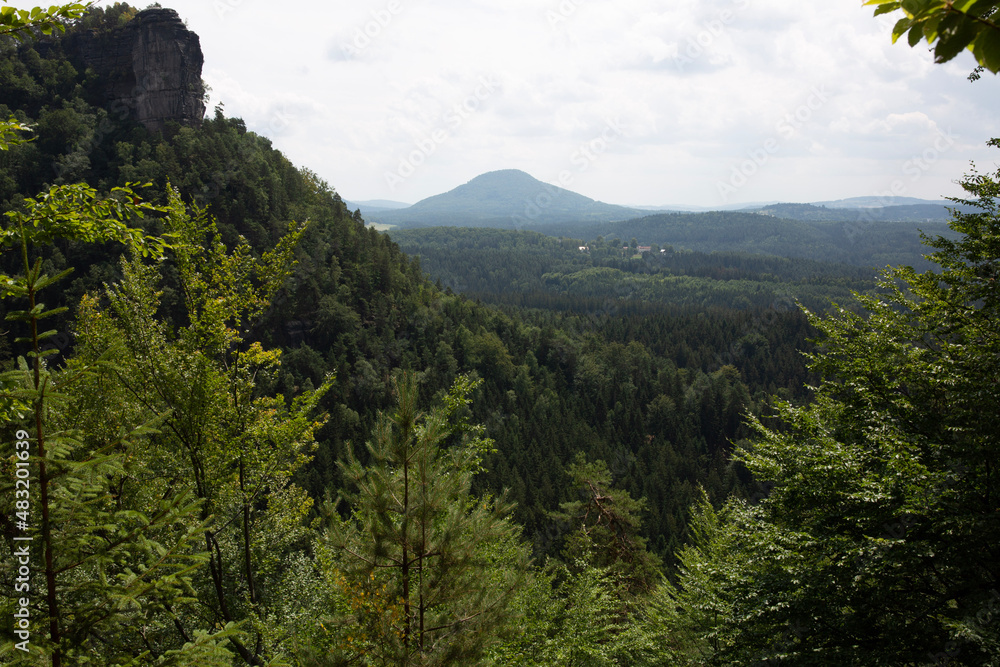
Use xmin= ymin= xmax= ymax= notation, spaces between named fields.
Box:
xmin=1 ymin=3 xmax=999 ymax=665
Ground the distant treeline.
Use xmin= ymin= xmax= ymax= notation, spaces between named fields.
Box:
xmin=390 ymin=226 xmax=877 ymax=313
xmin=519 ymin=210 xmax=958 ymax=270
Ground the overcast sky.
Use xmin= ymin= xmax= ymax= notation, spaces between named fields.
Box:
xmin=65 ymin=1 xmax=1000 ymax=206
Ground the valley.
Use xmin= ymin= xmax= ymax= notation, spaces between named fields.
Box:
xmin=1 ymin=3 xmax=998 ymax=665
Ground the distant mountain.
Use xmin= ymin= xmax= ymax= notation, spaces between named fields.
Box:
xmin=632 ymin=202 xmax=782 ymax=213
xmin=810 ymin=196 xmax=948 ymax=209
xmin=368 ymin=170 xmax=645 ymax=228
xmin=359 ymin=170 xmax=964 ymax=228
xmin=349 ymin=199 xmax=411 ymax=209
xmin=344 ymin=199 xmax=411 ymax=217
xmin=755 ymin=202 xmax=968 ymax=222
xmin=632 ymin=197 xmax=952 ymax=213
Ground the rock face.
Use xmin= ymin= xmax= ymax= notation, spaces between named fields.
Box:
xmin=67 ymin=8 xmax=205 ymax=132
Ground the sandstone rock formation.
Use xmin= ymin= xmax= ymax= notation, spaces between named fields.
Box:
xmin=67 ymin=8 xmax=205 ymax=132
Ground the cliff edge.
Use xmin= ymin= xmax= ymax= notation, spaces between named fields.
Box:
xmin=66 ymin=7 xmax=206 ymax=132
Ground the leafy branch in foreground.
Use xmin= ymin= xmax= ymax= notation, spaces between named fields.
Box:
xmin=0 ymin=184 xmax=231 ymax=666
xmin=73 ymin=188 xmax=328 ymax=665
xmin=0 ymin=1 xmax=90 ymax=39
xmin=866 ymin=0 xmax=1000 ymax=72
xmin=0 ymin=2 xmax=92 ymax=150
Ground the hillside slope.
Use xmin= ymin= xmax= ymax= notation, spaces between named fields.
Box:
xmin=370 ymin=169 xmax=644 ymax=227
xmin=0 ymin=5 xmax=806 ymax=560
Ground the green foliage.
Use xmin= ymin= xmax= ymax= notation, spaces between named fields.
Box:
xmin=0 ymin=1 xmax=90 ymax=152
xmin=486 ymin=560 xmax=640 ymax=666
xmin=552 ymin=454 xmax=662 ymax=596
xmin=0 ymin=184 xmax=228 ymax=666
xmin=0 ymin=115 xmax=32 ymax=150
xmin=0 ymin=181 xmax=170 ymax=256
xmin=315 ymin=373 xmax=530 ymax=666
xmin=866 ymin=0 xmax=1000 ymax=72
xmin=73 ymin=192 xmax=330 ymax=665
xmin=0 ymin=1 xmax=90 ymax=39
xmin=662 ymin=143 xmax=1000 ymax=664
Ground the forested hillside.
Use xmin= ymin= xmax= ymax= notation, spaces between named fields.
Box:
xmin=0 ymin=7 xmax=784 ymax=663
xmin=389 ymin=226 xmax=877 ymax=312
xmin=529 ymin=210 xmax=958 ymax=271
xmin=1 ymin=3 xmax=998 ymax=665
xmin=0 ymin=3 xmax=795 ymax=553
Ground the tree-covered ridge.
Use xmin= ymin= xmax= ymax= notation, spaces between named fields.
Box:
xmin=528 ymin=210 xmax=958 ymax=271
xmin=1 ymin=0 xmax=769 ymax=602
xmin=0 ymin=3 xmax=795 ymax=566
xmin=756 ymin=201 xmax=970 ymax=222
xmin=389 ymin=225 xmax=877 ymax=313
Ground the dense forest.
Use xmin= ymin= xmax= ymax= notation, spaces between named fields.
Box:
xmin=1 ymin=3 xmax=998 ymax=666
xmin=524 ymin=211 xmax=958 ymax=273
xmin=388 ymin=226 xmax=879 ymax=312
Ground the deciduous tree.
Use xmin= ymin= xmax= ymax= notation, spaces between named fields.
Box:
xmin=659 ymin=142 xmax=1000 ymax=664
xmin=0 ymin=184 xmax=232 ymax=665
xmin=866 ymin=0 xmax=1000 ymax=72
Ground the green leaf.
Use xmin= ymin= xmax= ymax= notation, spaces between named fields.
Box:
xmin=908 ymin=22 xmax=928 ymax=46
xmin=875 ymin=4 xmax=901 ymax=16
xmin=972 ymin=26 xmax=1000 ymax=72
xmin=892 ymin=16 xmax=914 ymax=41
xmin=954 ymin=0 xmax=993 ymax=12
xmin=922 ymin=15 xmax=943 ymax=42
xmin=933 ymin=15 xmax=980 ymax=62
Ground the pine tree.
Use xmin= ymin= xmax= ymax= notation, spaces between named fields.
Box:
xmin=553 ymin=454 xmax=662 ymax=596
xmin=315 ymin=373 xmax=529 ymax=666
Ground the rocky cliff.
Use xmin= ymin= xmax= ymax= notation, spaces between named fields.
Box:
xmin=66 ymin=8 xmax=205 ymax=132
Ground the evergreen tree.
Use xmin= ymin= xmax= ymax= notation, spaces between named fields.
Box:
xmin=553 ymin=454 xmax=662 ymax=596
xmin=314 ymin=373 xmax=530 ymax=666
xmin=0 ymin=184 xmax=233 ymax=665
xmin=73 ymin=190 xmax=330 ymax=665
xmin=659 ymin=142 xmax=1000 ymax=665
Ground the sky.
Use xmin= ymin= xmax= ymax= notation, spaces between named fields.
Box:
xmin=40 ymin=1 xmax=1000 ymax=207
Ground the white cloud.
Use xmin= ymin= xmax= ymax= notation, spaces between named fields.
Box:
xmin=29 ymin=1 xmax=996 ymax=205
